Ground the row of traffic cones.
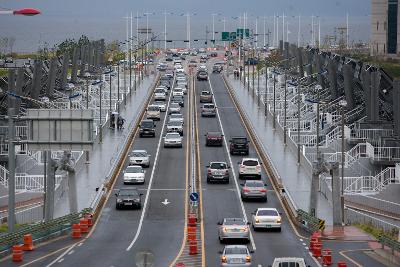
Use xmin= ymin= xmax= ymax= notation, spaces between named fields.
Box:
xmin=187 ymin=213 xmax=198 ymax=255
xmin=71 ymin=214 xmax=94 ymax=239
xmin=309 ymin=231 xmax=347 ymax=267
xmin=12 ymin=234 xmax=34 ymax=262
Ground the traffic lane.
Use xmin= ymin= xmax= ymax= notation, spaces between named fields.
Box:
xmin=125 ymin=81 xmax=190 ymax=266
xmin=27 ymin=93 xmax=169 ymax=267
xmin=210 ymin=73 xmax=316 ymax=265
xmin=195 ymin=79 xmax=245 ymax=267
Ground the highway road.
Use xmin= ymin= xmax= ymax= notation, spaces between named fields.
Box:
xmin=24 ymin=76 xmax=189 ymax=266
xmin=195 ymin=69 xmax=318 ymax=266
xmin=9 ymin=56 xmax=388 ymax=267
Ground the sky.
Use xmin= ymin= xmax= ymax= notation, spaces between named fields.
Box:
xmin=0 ymin=0 xmax=371 ymax=52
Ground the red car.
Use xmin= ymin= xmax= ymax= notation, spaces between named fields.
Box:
xmin=205 ymin=131 xmax=224 ymax=146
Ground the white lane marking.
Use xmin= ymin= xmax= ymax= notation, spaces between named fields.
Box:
xmin=77 ymin=243 xmax=83 ymax=247
xmin=46 ymin=243 xmax=77 ymax=267
xmin=299 ymin=238 xmax=303 ymax=242
xmin=58 ymin=259 xmax=64 ymax=263
xmin=302 ymin=243 xmax=307 ymax=246
xmin=161 ymin=199 xmax=170 ymax=205
xmin=126 ymin=79 xmax=174 ymax=251
xmin=207 ymin=77 xmax=257 ymax=251
xmin=258 ymin=265 xmax=262 ymax=267
xmin=305 ymin=246 xmax=309 ymax=250
xmin=137 ymin=188 xmax=185 ymax=191
xmin=67 ymin=250 xmax=74 ymax=255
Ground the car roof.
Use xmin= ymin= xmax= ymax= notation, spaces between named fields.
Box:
xmin=119 ymin=188 xmax=139 ymax=192
xmin=224 ymin=245 xmax=248 ymax=249
xmin=242 ymin=157 xmax=258 ymax=161
xmin=127 ymin=165 xmax=142 ymax=169
xmin=207 ymin=131 xmax=222 ymax=135
xmin=257 ymin=207 xmax=278 ymax=211
xmin=132 ymin=149 xmax=147 ymax=153
xmin=232 ymin=136 xmax=247 ymax=139
xmin=224 ymin=218 xmax=245 ymax=222
xmin=210 ymin=161 xmax=227 ymax=164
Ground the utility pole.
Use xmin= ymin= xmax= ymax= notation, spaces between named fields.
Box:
xmin=7 ymin=108 xmax=15 ymax=232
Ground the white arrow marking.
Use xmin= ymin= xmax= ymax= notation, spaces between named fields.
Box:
xmin=161 ymin=199 xmax=170 ymax=205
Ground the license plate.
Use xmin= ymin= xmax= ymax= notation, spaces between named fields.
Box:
xmin=265 ymin=224 xmax=271 ymax=228
xmin=124 ymin=203 xmax=133 ymax=205
xmin=231 ymin=258 xmax=241 ymax=263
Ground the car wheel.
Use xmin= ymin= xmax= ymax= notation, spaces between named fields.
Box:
xmin=207 ymin=177 xmax=211 ymax=183
xmin=277 ymin=227 xmax=281 ymax=232
xmin=257 ymin=174 xmax=262 ymax=180
xmin=263 ymin=197 xmax=268 ymax=202
xmin=252 ymin=224 xmax=257 ymax=231
xmin=116 ymin=204 xmax=120 ymax=210
xmin=238 ymin=173 xmax=243 ymax=179
xmin=241 ymin=196 xmax=246 ymax=201
xmin=225 ymin=179 xmax=229 ymax=184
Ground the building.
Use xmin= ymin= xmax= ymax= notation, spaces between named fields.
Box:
xmin=371 ymin=0 xmax=400 ymax=56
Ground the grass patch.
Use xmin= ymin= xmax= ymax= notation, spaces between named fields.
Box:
xmin=0 ymin=223 xmax=27 ymax=233
xmin=354 ymin=222 xmax=399 ymax=241
xmin=0 ymin=68 xmax=8 ymax=77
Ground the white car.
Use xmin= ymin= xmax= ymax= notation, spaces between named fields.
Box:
xmin=173 ymin=89 xmax=184 ymax=97
xmin=175 ymin=86 xmax=187 ymax=95
xmin=169 ymin=102 xmax=181 ymax=114
xmin=177 ymin=80 xmax=188 ymax=89
xmin=238 ymin=158 xmax=262 ymax=179
xmin=251 ymin=208 xmax=281 ymax=231
xmin=153 ymin=101 xmax=166 ymax=112
xmin=169 ymin=113 xmax=184 ymax=125
xmin=123 ymin=165 xmax=145 ymax=184
xmin=271 ymin=258 xmax=307 ymax=267
xmin=154 ymin=88 xmax=166 ymax=101
xmin=220 ymin=245 xmax=253 ymax=266
xmin=146 ymin=105 xmax=160 ymax=120
xmin=129 ymin=150 xmax=151 ymax=167
xmin=163 ymin=132 xmax=183 ymax=148
xmin=176 ymin=68 xmax=185 ymax=73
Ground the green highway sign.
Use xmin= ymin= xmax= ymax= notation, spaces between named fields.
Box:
xmin=236 ymin=28 xmax=250 ymax=38
xmin=221 ymin=32 xmax=230 ymax=41
xmin=230 ymin=32 xmax=237 ymax=40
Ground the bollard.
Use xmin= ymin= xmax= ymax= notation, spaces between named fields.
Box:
xmin=71 ymin=223 xmax=82 ymax=239
xmin=176 ymin=263 xmax=185 ymax=267
xmin=188 ymin=213 xmax=197 ymax=227
xmin=189 ymin=240 xmax=198 ymax=255
xmin=337 ymin=262 xmax=347 ymax=267
xmin=80 ymin=218 xmax=89 ymax=234
xmin=322 ymin=249 xmax=332 ymax=266
xmin=309 ymin=237 xmax=319 ymax=251
xmin=312 ymin=242 xmax=322 ymax=258
xmin=84 ymin=213 xmax=94 ymax=227
xmin=22 ymin=234 xmax=34 ymax=251
xmin=12 ymin=245 xmax=23 ymax=262
xmin=187 ymin=226 xmax=196 ymax=242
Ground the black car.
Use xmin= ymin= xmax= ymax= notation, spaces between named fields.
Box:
xmin=172 ymin=95 xmax=184 ymax=107
xmin=166 ymin=57 xmax=173 ymax=62
xmin=139 ymin=119 xmax=156 ymax=137
xmin=205 ymin=131 xmax=224 ymax=146
xmin=115 ymin=188 xmax=143 ymax=209
xmin=229 ymin=136 xmax=249 ymax=155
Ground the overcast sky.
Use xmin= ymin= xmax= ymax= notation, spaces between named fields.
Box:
xmin=0 ymin=0 xmax=371 ymax=52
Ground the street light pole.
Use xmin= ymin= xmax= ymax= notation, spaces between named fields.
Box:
xmin=273 ymin=71 xmax=276 ymax=129
xmin=297 ymin=80 xmax=301 ymax=164
xmin=340 ymin=103 xmax=346 ymax=225
xmin=264 ymin=58 xmax=268 ymax=117
xmin=109 ymin=66 xmax=112 ymax=127
xmin=7 ymin=108 xmax=15 ymax=233
xmin=99 ymin=81 xmax=103 ymax=143
xmin=283 ymin=73 xmax=287 ymax=145
xmin=257 ymin=52 xmax=260 ymax=107
xmin=117 ymin=62 xmax=120 ymax=114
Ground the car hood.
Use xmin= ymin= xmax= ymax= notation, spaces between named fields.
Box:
xmin=124 ymin=173 xmax=144 ymax=178
xmin=165 ymin=137 xmax=182 ymax=141
xmin=129 ymin=156 xmax=148 ymax=161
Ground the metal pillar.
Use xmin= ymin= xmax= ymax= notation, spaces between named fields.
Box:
xmin=129 ymin=50 xmax=132 ymax=95
xmin=273 ymin=72 xmax=276 ymax=129
xmin=328 ymin=60 xmax=338 ymax=100
xmin=264 ymin=59 xmax=268 ymax=117
xmin=297 ymin=81 xmax=301 ymax=164
xmin=252 ymin=51 xmax=255 ymax=97
xmin=44 ymin=151 xmax=57 ymax=222
xmin=340 ymin=106 xmax=345 ymax=225
xmin=7 ymin=108 xmax=16 ymax=232
xmin=109 ymin=68 xmax=112 ymax=128
xmin=117 ymin=63 xmax=120 ymax=114
xmin=257 ymin=54 xmax=260 ymax=107
xmin=124 ymin=60 xmax=127 ymax=105
xmin=298 ymin=48 xmax=304 ymax=78
xmin=309 ymin=162 xmax=319 ymax=217
xmin=99 ymin=82 xmax=103 ymax=143
xmin=331 ymin=162 xmax=342 ymax=226
xmin=283 ymin=73 xmax=287 ymax=145
xmin=343 ymin=64 xmax=355 ymax=110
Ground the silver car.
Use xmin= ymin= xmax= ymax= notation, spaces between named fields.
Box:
xmin=163 ymin=132 xmax=183 ymax=148
xmin=201 ymin=103 xmax=216 ymax=117
xmin=206 ymin=162 xmax=230 ymax=183
xmin=123 ymin=165 xmax=145 ymax=184
xmin=129 ymin=150 xmax=151 ymax=167
xmin=169 ymin=113 xmax=184 ymax=125
xmin=220 ymin=245 xmax=253 ymax=267
xmin=169 ymin=102 xmax=181 ymax=114
xmin=240 ymin=180 xmax=267 ymax=201
xmin=167 ymin=121 xmax=184 ymax=136
xmin=218 ymin=218 xmax=250 ymax=243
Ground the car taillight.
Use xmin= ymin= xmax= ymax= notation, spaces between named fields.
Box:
xmin=256 ymin=165 xmax=261 ymax=172
xmin=259 ymin=189 xmax=267 ymax=193
xmin=207 ymin=169 xmax=212 ymax=174
xmin=243 ymin=187 xmax=250 ymax=192
xmin=221 ymin=256 xmax=227 ymax=263
xmin=246 ymin=256 xmax=251 ymax=262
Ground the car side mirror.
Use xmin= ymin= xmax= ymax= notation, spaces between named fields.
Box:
xmin=115 ymin=193 xmax=118 ymax=197
xmin=140 ymin=193 xmax=144 ymax=196
xmin=218 ymin=250 xmax=223 ymax=254
xmin=237 ymin=161 xmax=240 ymax=164
xmin=264 ymin=183 xmax=268 ymax=186
xmin=206 ymin=165 xmax=210 ymax=168
xmin=250 ymin=250 xmax=255 ymax=254
xmin=240 ymin=183 xmax=244 ymax=186
xmin=228 ymin=166 xmax=231 ymax=169
xmin=217 ymin=221 xmax=222 ymax=225
xmin=279 ymin=212 xmax=283 ymax=215
xmin=247 ymin=222 xmax=251 ymax=225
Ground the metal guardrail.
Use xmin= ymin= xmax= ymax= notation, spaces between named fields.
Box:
xmin=0 ymin=208 xmax=91 ymax=252
xmin=378 ymin=235 xmax=400 ymax=254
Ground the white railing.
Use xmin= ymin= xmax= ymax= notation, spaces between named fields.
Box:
xmin=365 ymin=142 xmax=400 ymax=162
xmin=290 ymin=134 xmax=317 ymax=146
xmin=0 ymin=125 xmax=28 ymax=138
xmin=350 ymin=128 xmax=394 ymax=142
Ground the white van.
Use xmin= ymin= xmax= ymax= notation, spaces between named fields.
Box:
xmin=270 ymin=257 xmax=308 ymax=267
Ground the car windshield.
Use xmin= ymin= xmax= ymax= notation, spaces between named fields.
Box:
xmin=257 ymin=209 xmax=279 ymax=216
xmin=277 ymin=263 xmax=301 ymax=267
xmin=126 ymin=166 xmax=143 ymax=173
xmin=201 ymin=91 xmax=211 ymax=95
xmin=118 ymin=190 xmax=139 ymax=196
xmin=225 ymin=247 xmax=247 ymax=255
xmin=245 ymin=181 xmax=264 ymax=187
xmin=224 ymin=218 xmax=245 ymax=226
xmin=233 ymin=138 xmax=247 ymax=144
xmin=243 ymin=160 xmax=258 ymax=166
xmin=208 ymin=132 xmax=222 ymax=137
xmin=148 ymin=106 xmax=159 ymax=111
xmin=166 ymin=133 xmax=180 ymax=138
xmin=198 ymin=71 xmax=207 ymax=75
xmin=154 ymin=101 xmax=165 ymax=105
xmin=174 ymin=89 xmax=183 ymax=92
xmin=141 ymin=121 xmax=153 ymax=128
xmin=210 ymin=162 xmax=227 ymax=169
xmin=168 ymin=121 xmax=182 ymax=126
xmin=155 ymin=89 xmax=165 ymax=93
xmin=170 ymin=114 xmax=183 ymax=119
xmin=173 ymin=96 xmax=184 ymax=101
xmin=170 ymin=103 xmax=180 ymax=108
xmin=203 ymin=104 xmax=215 ymax=109
xmin=131 ymin=151 xmax=147 ymax=157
